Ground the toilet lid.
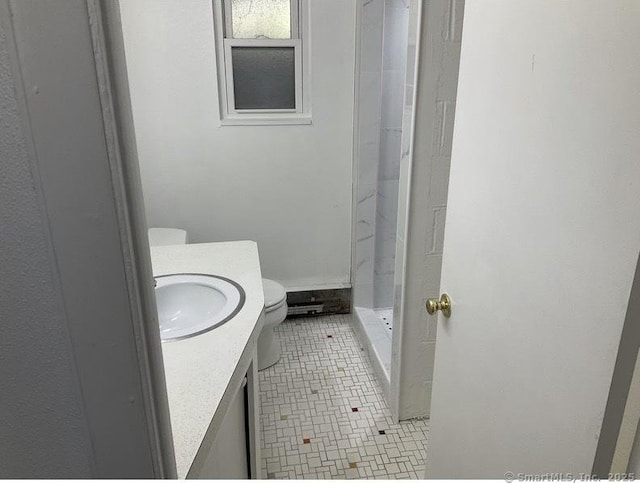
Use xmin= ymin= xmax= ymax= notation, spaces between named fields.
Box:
xmin=263 ymin=278 xmax=286 ymax=308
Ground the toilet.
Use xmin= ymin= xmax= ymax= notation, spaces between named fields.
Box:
xmin=148 ymin=227 xmax=188 ymax=247
xmin=258 ymin=278 xmax=288 ymax=370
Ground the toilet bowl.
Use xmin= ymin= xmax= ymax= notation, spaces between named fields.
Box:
xmin=258 ymin=278 xmax=288 ymax=370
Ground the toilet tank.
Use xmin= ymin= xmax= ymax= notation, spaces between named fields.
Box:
xmin=148 ymin=228 xmax=188 ymax=247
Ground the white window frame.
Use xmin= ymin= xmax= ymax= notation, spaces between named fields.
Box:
xmin=213 ymin=0 xmax=311 ymax=126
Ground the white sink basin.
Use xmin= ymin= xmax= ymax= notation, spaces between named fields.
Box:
xmin=155 ymin=274 xmax=245 ymax=341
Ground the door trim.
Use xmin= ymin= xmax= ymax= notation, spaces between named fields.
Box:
xmin=87 ymin=1 xmax=176 ymax=477
xmin=593 ymin=253 xmax=640 ymax=476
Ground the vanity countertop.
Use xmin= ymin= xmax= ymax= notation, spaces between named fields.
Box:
xmin=151 ymin=241 xmax=264 ymax=478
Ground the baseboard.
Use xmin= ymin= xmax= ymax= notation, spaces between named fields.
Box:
xmin=286 ymin=287 xmax=351 ymax=317
xmin=284 ymin=282 xmax=351 ymax=292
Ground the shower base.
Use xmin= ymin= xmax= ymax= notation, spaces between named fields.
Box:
xmin=351 ymin=306 xmax=393 ymax=400
xmin=374 ymin=308 xmax=394 ymax=334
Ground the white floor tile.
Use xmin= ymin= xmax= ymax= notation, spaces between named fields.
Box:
xmin=259 ymin=314 xmax=428 ymax=480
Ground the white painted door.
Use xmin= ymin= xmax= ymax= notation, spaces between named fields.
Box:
xmin=426 ymin=1 xmax=640 ymax=478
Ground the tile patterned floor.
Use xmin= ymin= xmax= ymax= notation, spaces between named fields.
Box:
xmin=259 ymin=314 xmax=429 ymax=479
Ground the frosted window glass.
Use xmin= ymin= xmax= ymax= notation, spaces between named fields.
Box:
xmin=231 ymin=0 xmax=291 ymax=39
xmin=232 ymin=47 xmax=296 ymax=110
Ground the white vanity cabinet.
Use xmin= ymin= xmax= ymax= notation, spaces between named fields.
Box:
xmin=152 ymin=242 xmax=265 ymax=478
xmin=188 ymin=355 xmax=261 ymax=479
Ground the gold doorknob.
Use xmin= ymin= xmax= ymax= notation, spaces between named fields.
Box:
xmin=426 ymin=293 xmax=451 ymax=318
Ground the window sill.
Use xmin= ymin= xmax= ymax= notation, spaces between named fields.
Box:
xmin=219 ymin=114 xmax=312 ymax=126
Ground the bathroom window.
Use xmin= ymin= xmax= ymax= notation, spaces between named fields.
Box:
xmin=213 ymin=0 xmax=311 ymax=125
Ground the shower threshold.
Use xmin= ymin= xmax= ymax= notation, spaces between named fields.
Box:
xmin=352 ymin=306 xmax=393 ymax=399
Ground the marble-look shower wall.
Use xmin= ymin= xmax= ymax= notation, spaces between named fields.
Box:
xmin=374 ymin=0 xmax=410 ymax=308
xmin=354 ymin=0 xmax=384 ymax=308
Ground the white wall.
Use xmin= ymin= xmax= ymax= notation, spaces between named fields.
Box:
xmin=0 ymin=1 xmax=173 ymax=476
xmin=119 ymin=0 xmax=356 ymax=291
xmin=0 ymin=9 xmax=92 ymax=476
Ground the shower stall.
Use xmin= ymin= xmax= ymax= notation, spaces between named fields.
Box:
xmin=351 ymin=0 xmax=464 ymax=421
xmin=352 ymin=0 xmax=413 ymax=398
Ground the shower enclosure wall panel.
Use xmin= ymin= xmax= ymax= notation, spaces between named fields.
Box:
xmin=352 ymin=0 xmax=410 ymax=403
xmin=353 ymin=0 xmax=384 ymax=310
xmin=374 ymin=0 xmax=409 ymax=310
